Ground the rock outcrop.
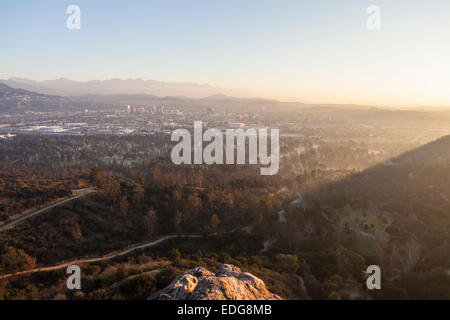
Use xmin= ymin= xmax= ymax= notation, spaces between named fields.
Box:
xmin=149 ymin=264 xmax=282 ymax=300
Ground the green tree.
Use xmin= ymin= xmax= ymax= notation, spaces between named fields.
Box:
xmin=90 ymin=167 xmax=106 ymax=188
xmin=105 ymin=178 xmax=121 ymax=205
xmin=0 ymin=247 xmax=36 ymax=273
xmin=119 ymin=196 xmax=129 ymax=215
xmin=132 ymin=184 xmax=145 ymax=204
xmin=209 ymin=214 xmax=221 ymax=233
xmin=168 ymin=248 xmax=181 ymax=263
xmin=324 ymin=274 xmax=344 ymax=294
xmin=173 ymin=210 xmax=183 ymax=234
xmin=328 ymin=291 xmax=342 ymax=300
xmin=274 ymin=254 xmax=299 ymax=273
xmin=336 ymin=245 xmax=366 ymax=279
xmin=116 ymin=265 xmax=129 ymax=280
xmin=155 ymin=266 xmax=181 ymax=290
xmin=141 ymin=209 xmax=157 ymax=236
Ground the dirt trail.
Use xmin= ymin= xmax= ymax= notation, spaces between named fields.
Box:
xmin=0 ymin=188 xmax=96 ymax=233
xmin=0 ymin=234 xmax=204 ymax=280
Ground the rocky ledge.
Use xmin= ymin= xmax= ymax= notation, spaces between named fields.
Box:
xmin=148 ymin=264 xmax=282 ymax=300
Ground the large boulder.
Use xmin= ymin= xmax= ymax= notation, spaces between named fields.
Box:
xmin=149 ymin=264 xmax=282 ymax=300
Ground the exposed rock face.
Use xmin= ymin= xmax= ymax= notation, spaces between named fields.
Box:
xmin=149 ymin=264 xmax=282 ymax=300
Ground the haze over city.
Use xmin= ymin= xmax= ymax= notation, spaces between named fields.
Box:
xmin=1 ymin=0 xmax=450 ymax=107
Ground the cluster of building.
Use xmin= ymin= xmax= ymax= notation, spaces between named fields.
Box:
xmin=122 ymin=105 xmax=183 ymax=115
xmin=0 ymin=103 xmax=267 ymax=137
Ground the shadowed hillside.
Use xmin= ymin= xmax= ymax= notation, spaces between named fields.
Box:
xmin=270 ymin=135 xmax=450 ymax=299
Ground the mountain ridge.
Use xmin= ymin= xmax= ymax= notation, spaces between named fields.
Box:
xmin=0 ymin=83 xmax=72 ymax=113
xmin=1 ymin=77 xmax=231 ymax=99
xmin=1 ymin=82 xmax=450 ymax=121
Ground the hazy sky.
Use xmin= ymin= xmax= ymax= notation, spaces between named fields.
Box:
xmin=1 ymin=0 xmax=450 ymax=107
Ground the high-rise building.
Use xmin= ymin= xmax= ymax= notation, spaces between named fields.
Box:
xmin=126 ymin=105 xmax=131 ymax=114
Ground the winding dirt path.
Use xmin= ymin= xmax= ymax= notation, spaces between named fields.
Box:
xmin=0 ymin=188 xmax=96 ymax=233
xmin=0 ymin=234 xmax=205 ymax=280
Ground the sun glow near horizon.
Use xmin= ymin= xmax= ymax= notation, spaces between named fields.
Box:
xmin=1 ymin=0 xmax=450 ymax=107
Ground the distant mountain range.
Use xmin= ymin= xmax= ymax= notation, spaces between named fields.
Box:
xmin=1 ymin=81 xmax=450 ymax=124
xmin=0 ymin=83 xmax=73 ymax=113
xmin=2 ymin=77 xmax=450 ymax=113
xmin=0 ymin=77 xmax=233 ymax=98
xmin=0 ymin=82 xmax=304 ymax=114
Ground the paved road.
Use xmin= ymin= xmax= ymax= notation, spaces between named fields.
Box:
xmin=0 ymin=188 xmax=96 ymax=233
xmin=0 ymin=234 xmax=204 ymax=279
